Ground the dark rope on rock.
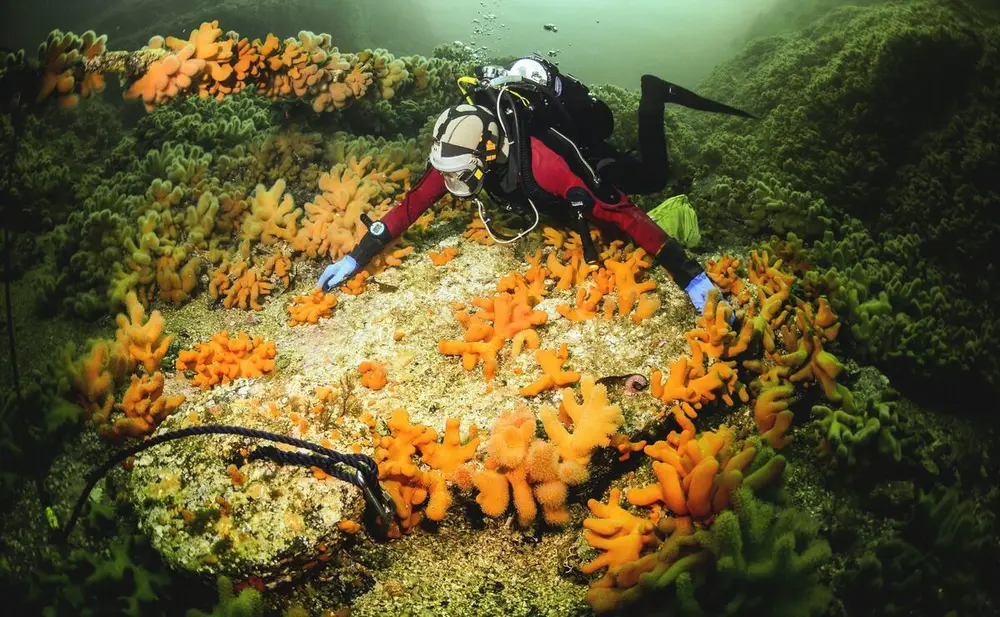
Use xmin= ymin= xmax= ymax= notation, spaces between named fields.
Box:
xmin=60 ymin=424 xmax=387 ymax=542
xmin=246 ymin=445 xmax=363 ymax=486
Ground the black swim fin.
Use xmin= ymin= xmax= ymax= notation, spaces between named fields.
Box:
xmin=641 ymin=75 xmax=758 ymax=119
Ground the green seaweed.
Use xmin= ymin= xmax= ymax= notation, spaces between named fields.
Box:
xmin=186 ymin=577 xmax=264 ymax=617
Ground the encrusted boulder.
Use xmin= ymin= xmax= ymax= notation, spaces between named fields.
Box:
xmin=126 ymin=381 xmax=365 ymax=586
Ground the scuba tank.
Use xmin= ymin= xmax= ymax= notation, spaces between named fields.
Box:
xmin=457 ymin=56 xmax=609 ymax=264
xmin=476 ymin=56 xmax=614 ymax=150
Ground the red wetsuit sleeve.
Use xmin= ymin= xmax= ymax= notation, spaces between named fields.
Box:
xmin=529 ymin=137 xmax=668 ymax=256
xmin=378 ymin=167 xmax=448 ymax=238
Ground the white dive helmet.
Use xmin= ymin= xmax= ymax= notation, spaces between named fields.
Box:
xmin=429 ymin=103 xmax=506 ymax=197
xmin=509 ymin=57 xmax=562 ymax=94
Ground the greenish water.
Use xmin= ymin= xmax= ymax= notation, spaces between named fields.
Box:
xmin=1 ymin=0 xmax=784 ymax=87
xmin=344 ymin=0 xmax=784 ymax=87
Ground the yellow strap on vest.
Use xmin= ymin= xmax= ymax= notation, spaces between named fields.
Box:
xmin=457 ymin=76 xmax=479 ymax=104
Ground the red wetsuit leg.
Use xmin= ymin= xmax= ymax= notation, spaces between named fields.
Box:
xmin=529 ymin=136 xmax=702 ymax=286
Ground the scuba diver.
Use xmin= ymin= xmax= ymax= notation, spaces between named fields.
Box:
xmin=317 ymin=56 xmax=756 ymax=313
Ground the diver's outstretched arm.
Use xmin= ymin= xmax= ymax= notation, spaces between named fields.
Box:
xmin=349 ymin=166 xmax=447 ymax=265
xmin=318 ymin=167 xmax=447 ymax=290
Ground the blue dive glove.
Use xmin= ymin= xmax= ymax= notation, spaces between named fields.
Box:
xmin=318 ymin=256 xmax=358 ymax=292
xmin=685 ymin=271 xmax=736 ymax=326
xmin=684 ymin=272 xmax=716 ymax=314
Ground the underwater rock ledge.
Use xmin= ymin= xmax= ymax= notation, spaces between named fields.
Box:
xmin=124 ymin=233 xmax=696 ymax=593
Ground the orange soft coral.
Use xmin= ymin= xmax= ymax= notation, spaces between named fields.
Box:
xmin=538 ymin=374 xmax=623 ymax=468
xmin=258 ymin=31 xmax=349 ymax=105
xmin=154 ymin=255 xmax=201 ymax=305
xmin=753 ymin=383 xmax=796 ymax=448
xmin=211 ymin=261 xmax=275 ymax=311
xmin=110 ymin=372 xmax=185 ymax=438
xmin=358 ymin=360 xmax=388 ymax=390
xmin=35 ymin=30 xmax=108 ymax=108
xmin=373 ymin=409 xmax=476 ymax=535
xmin=497 ymin=259 xmax=548 ymax=306
xmin=339 ymin=270 xmax=370 ymax=295
xmin=292 ymin=164 xmax=390 ymax=261
xmin=585 ymin=516 xmax=699 ymax=613
xmin=519 ymin=346 xmax=581 ymax=396
xmin=124 ymin=41 xmax=206 ymax=111
xmin=262 ymin=252 xmax=292 ymax=288
xmin=796 ymin=296 xmax=841 ymax=342
xmin=547 ymin=247 xmax=659 ymax=323
xmin=581 ymin=488 xmax=661 ymax=574
xmin=556 ymin=286 xmax=606 ymax=321
xmin=373 ymin=409 xmax=439 ymax=534
xmin=66 ymin=341 xmax=120 ymax=425
xmin=233 ymin=34 xmax=278 ymax=83
xmin=603 ymin=251 xmax=657 ymax=318
xmin=649 ymin=354 xmax=748 ymax=413
xmin=287 ymin=288 xmax=338 ymax=326
xmin=114 ymin=291 xmax=174 ymax=373
xmin=420 ymin=418 xmax=481 ymax=474
xmin=705 ymin=255 xmax=745 ymax=296
xmin=428 ymin=246 xmax=460 ymax=265
xmin=738 ymin=270 xmax=848 ymax=448
xmin=780 ymin=325 xmax=845 ymax=401
xmin=685 ymin=289 xmax=754 ymax=359
xmin=453 ymin=406 xmax=580 ymax=526
xmin=36 ymin=30 xmax=82 ymax=107
xmin=164 ymin=20 xmax=235 ymax=99
xmin=439 ymin=291 xmax=548 ymax=382
xmin=242 ymin=178 xmax=300 ymax=246
xmin=626 ymin=424 xmax=785 ymax=520
xmin=175 ymin=330 xmax=277 ymax=390
xmin=367 ymin=245 xmax=414 ymax=272
xmin=462 ymin=218 xmax=496 ymax=245
xmin=748 ymin=249 xmax=796 ymax=297
xmin=547 ymin=250 xmax=586 ymax=291
xmin=76 ymin=31 xmax=107 ymax=99
xmin=111 ymin=23 xmax=451 ymax=114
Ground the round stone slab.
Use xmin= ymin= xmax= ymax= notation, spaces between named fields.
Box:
xmin=126 ymin=394 xmax=365 ymax=585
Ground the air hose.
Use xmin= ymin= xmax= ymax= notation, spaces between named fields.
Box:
xmin=59 ymin=425 xmax=394 ymax=542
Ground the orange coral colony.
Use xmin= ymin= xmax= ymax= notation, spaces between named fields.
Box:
xmin=358 ymin=360 xmax=388 ymax=390
xmin=625 ymin=424 xmax=786 ymax=520
xmin=452 ymin=373 xmax=623 ymax=527
xmin=373 ymin=409 xmax=479 ymax=536
xmin=439 ymin=290 xmax=548 ymax=382
xmin=175 ymin=330 xmax=277 ymax=389
xmin=115 ymin=291 xmax=174 ymax=373
xmin=111 ymin=373 xmax=186 ymax=438
xmin=520 ymin=346 xmax=581 ymax=397
xmin=287 ymin=288 xmax=338 ymax=326
xmin=428 ymin=246 xmax=460 ymax=265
